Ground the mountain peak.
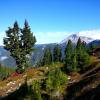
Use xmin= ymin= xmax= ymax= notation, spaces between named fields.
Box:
xmin=60 ymin=33 xmax=95 ymax=44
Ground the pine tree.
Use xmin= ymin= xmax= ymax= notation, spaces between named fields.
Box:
xmin=53 ymin=44 xmax=62 ymax=62
xmin=82 ymin=41 xmax=87 ymax=50
xmin=42 ymin=47 xmax=52 ymax=65
xmin=3 ymin=21 xmax=36 ymax=73
xmin=71 ymin=49 xmax=78 ymax=72
xmin=76 ymin=38 xmax=82 ymax=51
xmin=21 ymin=20 xmax=36 ymax=55
xmin=88 ymin=43 xmax=96 ymax=54
xmin=21 ymin=20 xmax=36 ymax=68
xmin=76 ymin=38 xmax=90 ymax=71
xmin=64 ymin=40 xmax=73 ymax=72
xmin=76 ymin=38 xmax=82 ymax=70
xmin=80 ymin=48 xmax=90 ymax=71
xmin=3 ymin=21 xmax=21 ymax=68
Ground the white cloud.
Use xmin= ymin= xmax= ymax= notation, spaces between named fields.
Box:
xmin=0 ymin=31 xmax=70 ymax=45
xmin=35 ymin=32 xmax=71 ymax=44
xmin=0 ymin=31 xmax=6 ymax=45
xmin=77 ymin=29 xmax=100 ymax=39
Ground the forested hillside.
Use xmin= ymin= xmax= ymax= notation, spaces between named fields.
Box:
xmin=0 ymin=21 xmax=100 ymax=100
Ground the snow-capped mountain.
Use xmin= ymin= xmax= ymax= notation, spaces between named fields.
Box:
xmin=61 ymin=33 xmax=96 ymax=44
xmin=61 ymin=29 xmax=100 ymax=44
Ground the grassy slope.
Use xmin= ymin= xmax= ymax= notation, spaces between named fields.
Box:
xmin=0 ymin=55 xmax=99 ymax=100
xmin=0 ymin=62 xmax=64 ymax=97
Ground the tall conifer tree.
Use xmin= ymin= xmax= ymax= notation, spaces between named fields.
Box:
xmin=76 ymin=38 xmax=90 ymax=71
xmin=42 ymin=47 xmax=52 ymax=65
xmin=64 ymin=40 xmax=73 ymax=72
xmin=21 ymin=20 xmax=36 ymax=68
xmin=4 ymin=22 xmax=21 ymax=68
xmin=71 ymin=49 xmax=78 ymax=72
xmin=53 ymin=44 xmax=62 ymax=62
xmin=4 ymin=21 xmax=36 ymax=72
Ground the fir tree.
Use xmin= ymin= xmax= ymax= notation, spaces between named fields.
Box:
xmin=64 ymin=40 xmax=73 ymax=72
xmin=76 ymin=38 xmax=82 ymax=51
xmin=88 ymin=43 xmax=96 ymax=54
xmin=42 ymin=47 xmax=52 ymax=65
xmin=71 ymin=49 xmax=78 ymax=72
xmin=21 ymin=20 xmax=36 ymax=68
xmin=21 ymin=20 xmax=36 ymax=55
xmin=76 ymin=38 xmax=90 ymax=71
xmin=53 ymin=44 xmax=62 ymax=62
xmin=3 ymin=21 xmax=36 ymax=73
xmin=3 ymin=21 xmax=21 ymax=68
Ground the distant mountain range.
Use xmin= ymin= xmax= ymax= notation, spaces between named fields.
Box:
xmin=0 ymin=32 xmax=100 ymax=67
xmin=88 ymin=40 xmax=100 ymax=46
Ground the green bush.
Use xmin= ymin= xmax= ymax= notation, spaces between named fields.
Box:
xmin=32 ymin=81 xmax=42 ymax=100
xmin=45 ymin=68 xmax=68 ymax=92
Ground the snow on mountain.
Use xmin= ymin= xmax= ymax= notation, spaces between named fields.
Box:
xmin=60 ymin=29 xmax=100 ymax=44
xmin=60 ymin=34 xmax=94 ymax=44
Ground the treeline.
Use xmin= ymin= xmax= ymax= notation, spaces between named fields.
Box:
xmin=64 ymin=38 xmax=90 ymax=73
xmin=36 ymin=44 xmax=62 ymax=67
xmin=37 ymin=38 xmax=90 ymax=73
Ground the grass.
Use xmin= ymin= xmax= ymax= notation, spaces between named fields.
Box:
xmin=0 ymin=62 xmax=65 ymax=93
xmin=89 ymin=56 xmax=98 ymax=63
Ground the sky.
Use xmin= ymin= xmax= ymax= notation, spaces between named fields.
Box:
xmin=0 ymin=0 xmax=100 ymax=45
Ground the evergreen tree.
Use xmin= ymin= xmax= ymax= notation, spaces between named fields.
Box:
xmin=82 ymin=41 xmax=87 ymax=50
xmin=3 ymin=21 xmax=21 ymax=68
xmin=76 ymin=38 xmax=90 ymax=71
xmin=64 ymin=40 xmax=73 ymax=72
xmin=21 ymin=20 xmax=36 ymax=68
xmin=71 ymin=49 xmax=78 ymax=72
xmin=88 ymin=43 xmax=96 ymax=54
xmin=3 ymin=21 xmax=36 ymax=73
xmin=21 ymin=20 xmax=36 ymax=55
xmin=79 ymin=49 xmax=90 ymax=71
xmin=76 ymin=38 xmax=82 ymax=51
xmin=42 ymin=47 xmax=52 ymax=65
xmin=53 ymin=44 xmax=62 ymax=62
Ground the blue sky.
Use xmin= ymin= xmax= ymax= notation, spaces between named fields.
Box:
xmin=0 ymin=0 xmax=100 ymax=44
